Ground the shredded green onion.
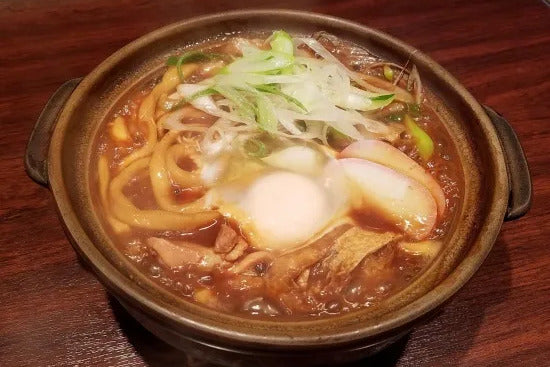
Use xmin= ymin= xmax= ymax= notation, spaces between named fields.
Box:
xmin=269 ymin=30 xmax=294 ymax=56
xmin=243 ymin=138 xmax=269 ymax=158
xmin=166 ymin=52 xmax=225 ymax=66
xmin=189 ymin=87 xmax=217 ymax=100
xmin=404 ymin=114 xmax=434 ymax=160
xmin=255 ymin=84 xmax=307 ymax=111
xmin=255 ymin=94 xmax=278 ymax=132
xmin=166 ymin=52 xmax=225 ymax=81
xmin=368 ymin=94 xmax=395 ymax=109
xmin=213 ymin=85 xmax=256 ymax=120
xmin=170 ymin=31 xmax=420 ymax=143
xmin=370 ymin=94 xmax=394 ymax=101
xmin=168 ymin=88 xmax=217 ymax=111
xmin=383 ymin=65 xmax=394 ymax=81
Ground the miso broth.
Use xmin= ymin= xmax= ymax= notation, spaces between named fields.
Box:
xmin=91 ymin=31 xmax=462 ymax=318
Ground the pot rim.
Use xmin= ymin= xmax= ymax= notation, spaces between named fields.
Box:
xmin=48 ymin=9 xmax=508 ymax=348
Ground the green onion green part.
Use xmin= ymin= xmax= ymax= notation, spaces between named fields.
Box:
xmin=188 ymin=87 xmax=217 ymax=101
xmin=255 ymin=94 xmax=278 ymax=132
xmin=166 ymin=52 xmax=225 ymax=81
xmin=255 ymin=84 xmax=307 ymax=111
xmin=368 ymin=93 xmax=395 ymax=109
xmin=213 ymin=85 xmax=256 ymax=120
xmin=404 ymin=114 xmax=434 ymax=160
xmin=269 ymin=30 xmax=294 ymax=56
xmin=169 ymin=88 xmax=217 ymax=111
xmin=243 ymin=139 xmax=269 ymax=158
xmin=383 ymin=65 xmax=394 ymax=81
xmin=370 ymin=94 xmax=395 ymax=101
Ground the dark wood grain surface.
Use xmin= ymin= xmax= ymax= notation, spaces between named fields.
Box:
xmin=1 ymin=1 xmax=549 ymax=366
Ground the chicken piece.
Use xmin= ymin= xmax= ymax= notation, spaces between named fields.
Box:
xmin=214 ymin=224 xmax=239 ymax=254
xmin=265 ymin=226 xmax=349 ymax=294
xmin=225 ymin=239 xmax=248 ymax=262
xmin=147 ymin=237 xmax=223 ymax=271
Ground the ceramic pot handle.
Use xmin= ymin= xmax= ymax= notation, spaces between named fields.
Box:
xmin=24 ymin=78 xmax=82 ymax=186
xmin=483 ymin=105 xmax=532 ymax=221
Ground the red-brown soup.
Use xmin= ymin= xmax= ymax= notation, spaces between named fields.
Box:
xmin=91 ymin=31 xmax=462 ymax=318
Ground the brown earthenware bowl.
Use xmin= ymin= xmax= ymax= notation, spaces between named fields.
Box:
xmin=25 ymin=10 xmax=531 ymax=366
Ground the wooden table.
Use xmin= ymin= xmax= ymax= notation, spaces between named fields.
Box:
xmin=1 ymin=1 xmax=549 ymax=366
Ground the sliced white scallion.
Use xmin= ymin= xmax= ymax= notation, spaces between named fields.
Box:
xmin=164 ymin=31 xmax=426 ymax=146
xmin=255 ymin=94 xmax=278 ymax=132
xmin=269 ymin=30 xmax=294 ymax=56
xmin=297 ymin=38 xmax=385 ymax=93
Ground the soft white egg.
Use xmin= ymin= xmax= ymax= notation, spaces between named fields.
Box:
xmin=215 ymin=170 xmax=348 ymax=251
xmin=241 ymin=172 xmax=329 ymax=250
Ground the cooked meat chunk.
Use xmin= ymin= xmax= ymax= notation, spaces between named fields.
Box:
xmin=225 ymin=239 xmax=248 ymax=261
xmin=147 ymin=237 xmax=223 ymax=271
xmin=214 ymin=224 xmax=239 ymax=254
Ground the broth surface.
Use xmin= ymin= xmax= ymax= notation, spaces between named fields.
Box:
xmin=91 ymin=32 xmax=463 ymax=318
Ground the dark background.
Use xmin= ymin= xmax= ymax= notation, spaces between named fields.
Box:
xmin=1 ymin=1 xmax=549 ymax=366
